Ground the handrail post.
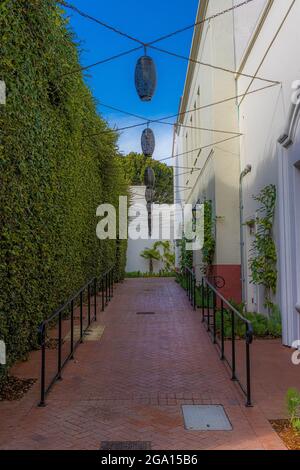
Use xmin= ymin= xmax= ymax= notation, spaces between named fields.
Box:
xmin=39 ymin=325 xmax=46 ymax=407
xmin=246 ymin=324 xmax=252 ymax=407
xmin=88 ymin=284 xmax=91 ymax=327
xmin=207 ymin=285 xmax=210 ymax=332
xmin=213 ymin=290 xmax=217 ymax=344
xmin=106 ymin=273 xmax=108 ymax=305
xmin=94 ymin=278 xmax=97 ymax=321
xmin=80 ymin=291 xmax=83 ymax=343
xmin=107 ymin=273 xmax=109 ymax=304
xmin=58 ymin=311 xmax=62 ymax=380
xmin=201 ymin=278 xmax=205 ymax=322
xmin=186 ymin=268 xmax=188 ymax=296
xmin=221 ymin=300 xmax=225 ymax=360
xmin=102 ymin=277 xmax=105 ymax=311
xmin=109 ymin=270 xmax=112 ymax=300
xmin=70 ymin=300 xmax=74 ymax=359
xmin=231 ymin=310 xmax=237 ymax=381
xmin=193 ymin=275 xmax=196 ymax=311
xmin=111 ymin=269 xmax=114 ymax=298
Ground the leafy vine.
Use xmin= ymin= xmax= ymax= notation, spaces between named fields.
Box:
xmin=249 ymin=184 xmax=277 ymax=311
xmin=202 ymin=200 xmax=215 ymax=273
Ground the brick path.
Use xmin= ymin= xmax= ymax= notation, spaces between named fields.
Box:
xmin=0 ymin=278 xmax=286 ymax=450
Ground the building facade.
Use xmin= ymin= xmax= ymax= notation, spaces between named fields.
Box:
xmin=174 ymin=0 xmax=300 ymax=346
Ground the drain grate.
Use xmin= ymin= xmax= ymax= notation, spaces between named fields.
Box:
xmin=136 ymin=311 xmax=156 ymax=315
xmin=182 ymin=405 xmax=232 ymax=431
xmin=101 ymin=441 xmax=152 ymax=450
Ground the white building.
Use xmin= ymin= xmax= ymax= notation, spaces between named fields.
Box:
xmin=174 ymin=0 xmax=300 ymax=346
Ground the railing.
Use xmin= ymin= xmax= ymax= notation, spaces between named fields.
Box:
xmin=38 ymin=266 xmax=115 ymax=407
xmin=201 ymin=278 xmax=253 ymax=407
xmin=176 ymin=267 xmax=196 ymax=310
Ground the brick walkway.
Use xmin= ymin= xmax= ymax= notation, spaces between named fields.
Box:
xmin=0 ymin=278 xmax=287 ymax=450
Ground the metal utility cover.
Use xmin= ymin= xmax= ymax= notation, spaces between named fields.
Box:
xmin=136 ymin=312 xmax=156 ymax=315
xmin=182 ymin=405 xmax=232 ymax=431
xmin=101 ymin=441 xmax=152 ymax=450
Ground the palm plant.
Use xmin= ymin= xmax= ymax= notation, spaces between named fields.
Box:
xmin=140 ymin=247 xmax=161 ymax=274
xmin=154 ymin=241 xmax=175 ymax=272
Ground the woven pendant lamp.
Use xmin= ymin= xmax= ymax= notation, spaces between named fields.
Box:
xmin=135 ymin=54 xmax=157 ymax=102
xmin=144 ymin=167 xmax=155 ymax=188
xmin=141 ymin=127 xmax=155 ymax=156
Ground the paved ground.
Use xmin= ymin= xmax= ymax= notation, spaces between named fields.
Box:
xmin=0 ymin=278 xmax=290 ymax=450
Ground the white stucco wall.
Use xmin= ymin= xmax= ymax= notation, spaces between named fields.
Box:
xmin=174 ymin=0 xmax=300 ymax=345
xmin=235 ymin=0 xmax=300 ymax=345
xmin=126 ymin=186 xmax=175 ymax=274
xmin=174 ymin=0 xmax=241 ymax=274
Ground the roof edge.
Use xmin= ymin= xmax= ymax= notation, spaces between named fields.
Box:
xmin=177 ymin=0 xmax=209 ymax=126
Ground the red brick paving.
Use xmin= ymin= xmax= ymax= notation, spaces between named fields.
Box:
xmin=0 ymin=278 xmax=289 ymax=450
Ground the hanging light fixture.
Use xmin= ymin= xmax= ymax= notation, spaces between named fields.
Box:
xmin=144 ymin=167 xmax=155 ymax=188
xmin=135 ymin=48 xmax=157 ymax=102
xmin=141 ymin=127 xmax=155 ymax=157
xmin=145 ymin=187 xmax=155 ymax=203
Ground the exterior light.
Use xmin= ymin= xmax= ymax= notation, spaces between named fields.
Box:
xmin=144 ymin=167 xmax=155 ymax=188
xmin=141 ymin=127 xmax=155 ymax=156
xmin=145 ymin=187 xmax=155 ymax=203
xmin=135 ymin=54 xmax=157 ymax=102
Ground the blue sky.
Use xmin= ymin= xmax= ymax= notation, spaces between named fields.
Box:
xmin=64 ymin=0 xmax=199 ymax=162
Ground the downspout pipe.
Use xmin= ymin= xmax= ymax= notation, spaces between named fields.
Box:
xmin=239 ymin=165 xmax=252 ymax=304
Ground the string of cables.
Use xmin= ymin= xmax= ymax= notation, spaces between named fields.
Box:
xmin=85 ymin=82 xmax=277 ymax=138
xmin=57 ymin=0 xmax=281 ymax=180
xmin=57 ymin=0 xmax=278 ymax=87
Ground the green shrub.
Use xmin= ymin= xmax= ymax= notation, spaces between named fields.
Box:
xmin=215 ymin=309 xmax=281 ymax=339
xmin=126 ymin=272 xmax=175 ymax=279
xmin=286 ymin=388 xmax=300 ymax=433
xmin=0 ymin=0 xmax=128 ymax=384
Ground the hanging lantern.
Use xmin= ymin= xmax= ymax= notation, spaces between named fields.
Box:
xmin=141 ymin=127 xmax=155 ymax=156
xmin=145 ymin=187 xmax=155 ymax=203
xmin=144 ymin=167 xmax=155 ymax=188
xmin=135 ymin=55 xmax=157 ymax=102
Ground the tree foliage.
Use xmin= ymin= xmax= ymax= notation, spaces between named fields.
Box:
xmin=0 ymin=0 xmax=128 ymax=381
xmin=120 ymin=152 xmax=174 ymax=204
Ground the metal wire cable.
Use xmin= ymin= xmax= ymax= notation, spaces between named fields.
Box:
xmin=99 ymin=101 xmax=241 ymax=135
xmin=159 ymin=134 xmax=242 ymax=163
xmin=146 ymin=0 xmax=256 ymax=46
xmin=58 ymin=0 xmax=278 ymax=87
xmin=149 ymin=45 xmax=280 ymax=85
xmin=160 ymin=82 xmax=279 ymax=123
xmin=60 ymin=0 xmax=256 ymax=49
xmin=59 ymin=0 xmax=145 ymax=46
xmin=88 ymin=83 xmax=278 ymax=137
xmin=59 ymin=46 xmax=142 ymax=77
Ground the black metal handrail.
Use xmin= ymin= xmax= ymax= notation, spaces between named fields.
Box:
xmin=202 ymin=278 xmax=253 ymax=407
xmin=180 ymin=267 xmax=196 ymax=310
xmin=38 ymin=266 xmax=115 ymax=407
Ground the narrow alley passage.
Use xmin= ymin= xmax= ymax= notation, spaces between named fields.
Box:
xmin=0 ymin=279 xmax=284 ymax=450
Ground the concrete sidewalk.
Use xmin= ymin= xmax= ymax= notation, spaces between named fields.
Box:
xmin=0 ymin=278 xmax=286 ymax=450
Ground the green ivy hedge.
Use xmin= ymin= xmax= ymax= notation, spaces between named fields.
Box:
xmin=0 ymin=0 xmax=128 ymax=383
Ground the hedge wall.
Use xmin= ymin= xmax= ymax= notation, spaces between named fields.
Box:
xmin=0 ymin=0 xmax=128 ymax=381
